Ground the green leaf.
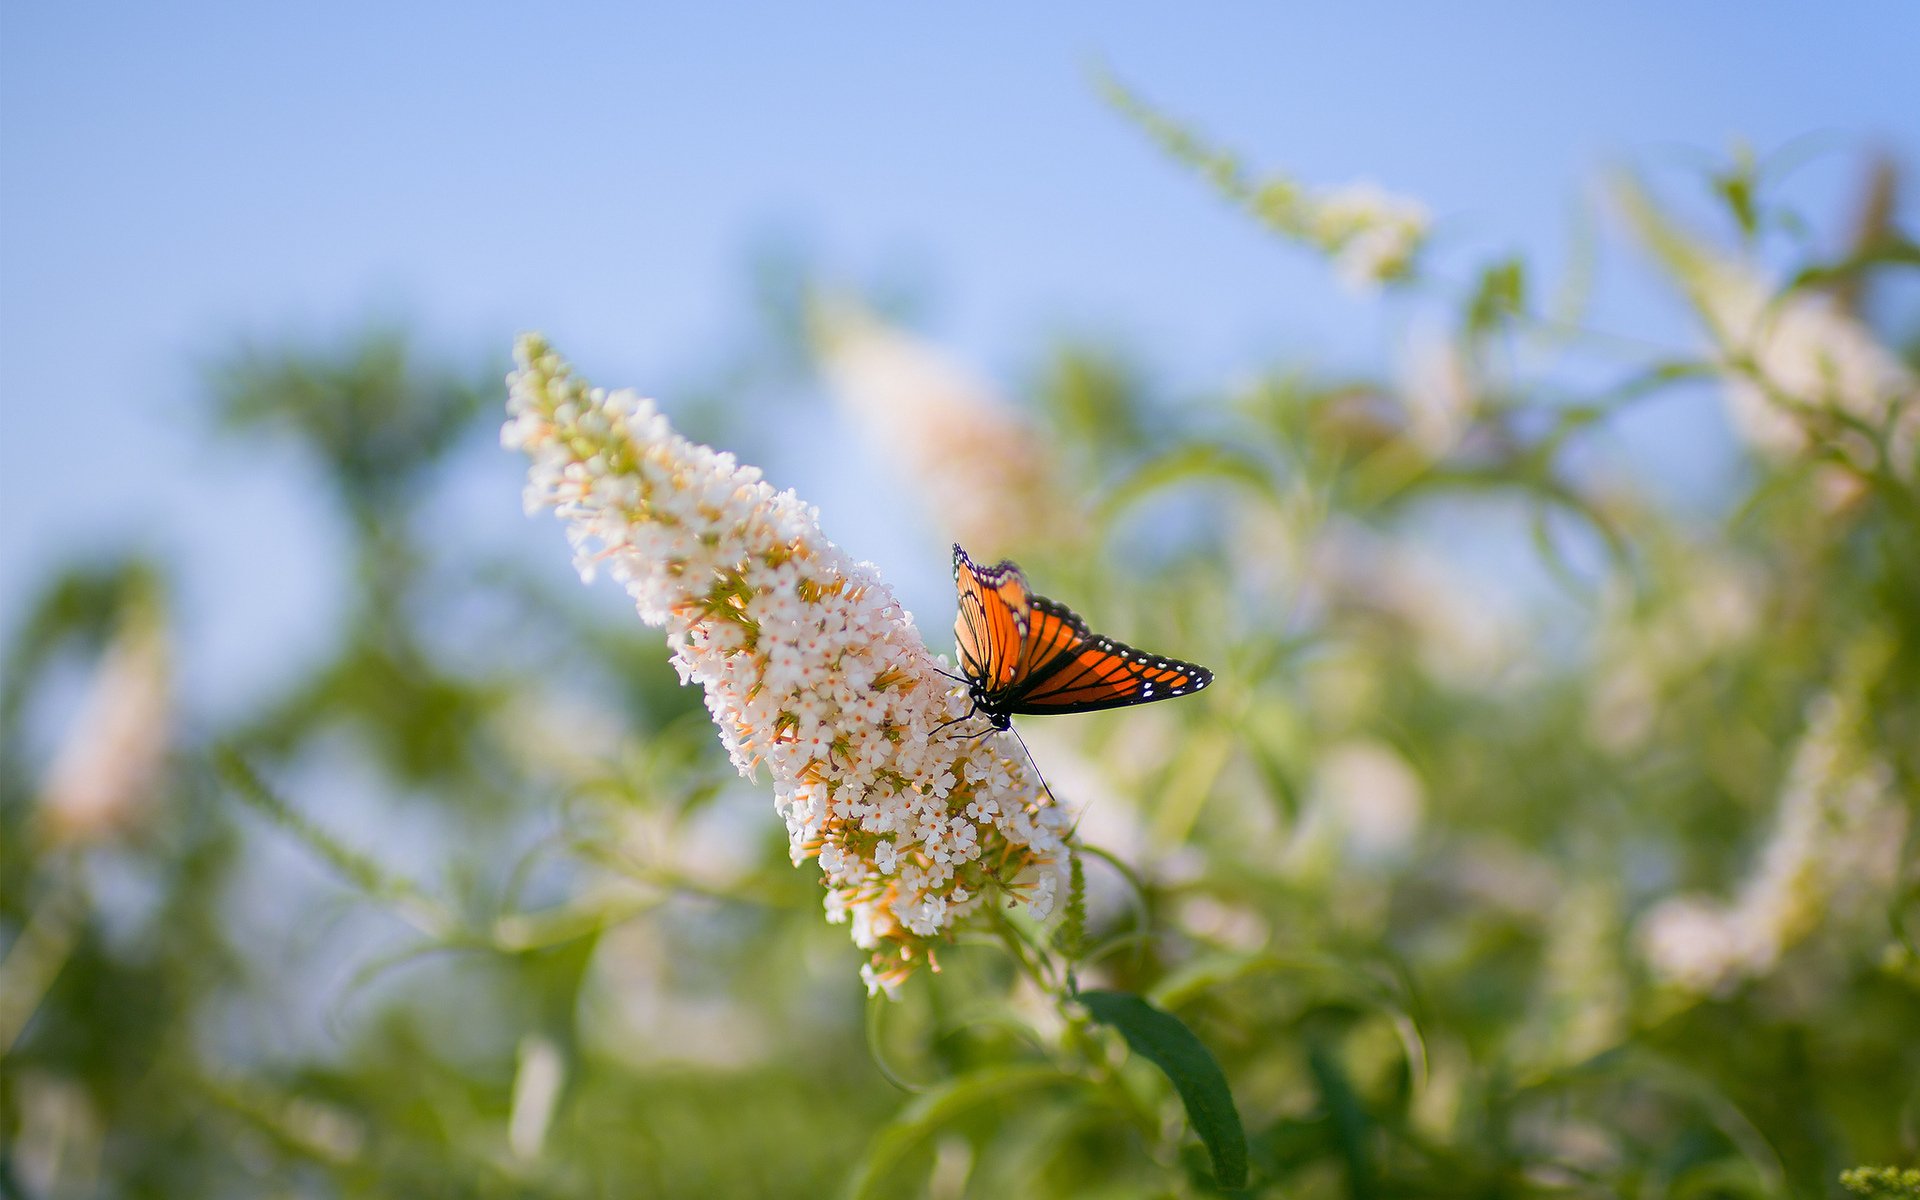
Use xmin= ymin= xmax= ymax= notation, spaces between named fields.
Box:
xmin=1080 ymin=989 xmax=1249 ymax=1190
xmin=1306 ymin=1039 xmax=1378 ymax=1200
xmin=1713 ymin=164 xmax=1759 ymax=241
xmin=1465 ymin=256 xmax=1527 ymax=337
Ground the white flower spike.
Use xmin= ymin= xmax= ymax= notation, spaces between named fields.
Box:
xmin=812 ymin=299 xmax=1072 ymax=552
xmin=505 ymin=335 xmax=1068 ymax=993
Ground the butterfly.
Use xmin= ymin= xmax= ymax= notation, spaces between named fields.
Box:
xmin=949 ymin=543 xmax=1212 ymax=732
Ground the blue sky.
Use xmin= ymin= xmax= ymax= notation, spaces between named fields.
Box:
xmin=3 ymin=4 xmax=1916 ymax=714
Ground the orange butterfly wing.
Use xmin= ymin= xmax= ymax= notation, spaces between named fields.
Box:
xmin=952 ymin=545 xmax=1031 ymax=691
xmin=1004 ymin=597 xmax=1212 ymax=714
xmin=1011 ymin=596 xmax=1084 ymax=684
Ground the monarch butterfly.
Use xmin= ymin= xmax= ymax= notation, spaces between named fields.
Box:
xmin=950 ymin=543 xmax=1212 ymax=732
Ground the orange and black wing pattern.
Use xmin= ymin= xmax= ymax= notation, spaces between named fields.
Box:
xmin=1004 ymin=596 xmax=1212 ymax=715
xmin=952 ymin=544 xmax=1031 ymax=692
xmin=952 ymin=543 xmax=1212 ymax=718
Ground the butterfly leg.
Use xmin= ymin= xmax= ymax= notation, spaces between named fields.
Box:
xmin=929 ymin=710 xmax=979 ymax=739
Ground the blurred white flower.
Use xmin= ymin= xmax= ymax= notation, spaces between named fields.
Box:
xmin=811 ymin=300 xmax=1070 ymax=552
xmin=508 ymin=1034 xmax=564 ymax=1161
xmin=1638 ymin=897 xmax=1744 ymax=995
xmin=1696 ymin=258 xmax=1917 ymax=479
xmin=1637 ymin=680 xmax=1904 ymax=994
xmin=1289 ymin=738 xmax=1426 ymax=871
xmin=1311 ymin=182 xmax=1430 ymax=291
xmin=507 ymin=335 xmax=1068 ymax=992
xmin=37 ymin=600 xmax=170 ymax=844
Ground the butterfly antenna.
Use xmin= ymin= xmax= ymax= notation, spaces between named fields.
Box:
xmin=1007 ymin=724 xmax=1064 ymax=813
xmin=1007 ymin=726 xmax=1100 ymax=846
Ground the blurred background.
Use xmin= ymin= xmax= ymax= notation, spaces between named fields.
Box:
xmin=3 ymin=7 xmax=1918 ymax=1198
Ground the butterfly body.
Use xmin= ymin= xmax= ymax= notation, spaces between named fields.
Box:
xmin=951 ymin=544 xmax=1211 ymax=730
xmin=970 ymin=685 xmax=1016 ymax=731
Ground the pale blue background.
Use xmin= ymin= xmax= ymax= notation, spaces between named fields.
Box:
xmin=4 ymin=4 xmax=1916 ymax=718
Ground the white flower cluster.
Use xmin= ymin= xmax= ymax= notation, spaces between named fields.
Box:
xmin=812 ymin=300 xmax=1072 ymax=553
xmin=1696 ymin=258 xmax=1917 ymax=486
xmin=1309 ymin=182 xmax=1430 ymax=291
xmin=1637 ymin=680 xmax=1904 ymax=994
xmin=504 ymin=335 xmax=1067 ymax=993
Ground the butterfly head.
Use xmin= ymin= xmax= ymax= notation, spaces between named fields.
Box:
xmin=968 ymin=682 xmax=1013 ymax=731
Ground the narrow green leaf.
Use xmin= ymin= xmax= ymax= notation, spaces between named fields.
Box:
xmin=1307 ymin=1039 xmax=1378 ymax=1200
xmin=1080 ymin=989 xmax=1249 ymax=1190
xmin=1713 ymin=166 xmax=1759 ymax=241
xmin=1465 ymin=256 xmax=1527 ymax=337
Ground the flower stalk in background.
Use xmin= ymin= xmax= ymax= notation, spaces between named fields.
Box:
xmin=1099 ymin=72 xmax=1431 ymax=289
xmin=504 ymin=335 xmax=1067 ymax=993
xmin=1637 ymin=641 xmax=1906 ymax=994
xmin=811 ymin=299 xmax=1073 ymax=552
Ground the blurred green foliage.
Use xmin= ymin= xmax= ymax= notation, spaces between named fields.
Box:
xmin=3 ymin=106 xmax=1918 ymax=1199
